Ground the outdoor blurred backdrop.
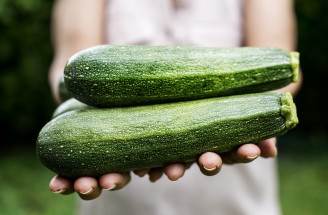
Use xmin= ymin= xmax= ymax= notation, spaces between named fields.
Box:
xmin=0 ymin=0 xmax=327 ymax=214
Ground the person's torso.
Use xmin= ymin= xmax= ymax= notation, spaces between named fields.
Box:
xmin=78 ymin=1 xmax=281 ymax=215
xmin=105 ymin=0 xmax=244 ymax=47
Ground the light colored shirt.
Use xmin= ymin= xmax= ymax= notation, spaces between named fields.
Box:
xmin=79 ymin=1 xmax=281 ymax=214
xmin=105 ymin=0 xmax=244 ymax=47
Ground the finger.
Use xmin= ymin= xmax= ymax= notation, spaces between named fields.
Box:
xmin=74 ymin=177 xmax=102 ymax=200
xmin=148 ymin=167 xmax=164 ymax=182
xmin=99 ymin=172 xmax=131 ymax=191
xmin=133 ymin=168 xmax=150 ymax=177
xmin=164 ymin=163 xmax=186 ymax=181
xmin=49 ymin=175 xmax=75 ymax=195
xmin=198 ymin=152 xmax=222 ymax=176
xmin=185 ymin=161 xmax=194 ymax=169
xmin=257 ymin=138 xmax=278 ymax=158
xmin=221 ymin=144 xmax=260 ymax=164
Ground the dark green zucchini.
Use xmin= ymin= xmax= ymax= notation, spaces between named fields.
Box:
xmin=36 ymin=92 xmax=298 ymax=178
xmin=64 ymin=45 xmax=299 ymax=107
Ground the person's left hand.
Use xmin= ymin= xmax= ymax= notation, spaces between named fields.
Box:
xmin=49 ymin=138 xmax=277 ymax=200
xmin=132 ymin=137 xmax=278 ymax=179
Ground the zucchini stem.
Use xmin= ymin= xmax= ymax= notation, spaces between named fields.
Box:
xmin=290 ymin=52 xmax=300 ymax=82
xmin=281 ymin=92 xmax=299 ymax=130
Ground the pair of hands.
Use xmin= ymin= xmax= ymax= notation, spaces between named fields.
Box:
xmin=49 ymin=138 xmax=277 ymax=200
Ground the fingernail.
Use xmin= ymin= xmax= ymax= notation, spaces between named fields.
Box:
xmin=203 ymin=166 xmax=217 ymax=172
xmin=135 ymin=172 xmax=147 ymax=177
xmin=51 ymin=188 xmax=65 ymax=194
xmin=79 ymin=187 xmax=93 ymax=195
xmin=105 ymin=184 xmax=117 ymax=191
xmin=149 ymin=177 xmax=158 ymax=183
xmin=245 ymin=155 xmax=259 ymax=160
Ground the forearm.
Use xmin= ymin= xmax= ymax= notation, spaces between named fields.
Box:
xmin=49 ymin=0 xmax=106 ymax=104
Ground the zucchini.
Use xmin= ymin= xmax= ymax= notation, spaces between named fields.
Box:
xmin=36 ymin=92 xmax=298 ymax=178
xmin=58 ymin=75 xmax=72 ymax=102
xmin=52 ymin=98 xmax=93 ymax=118
xmin=64 ymin=45 xmax=299 ymax=107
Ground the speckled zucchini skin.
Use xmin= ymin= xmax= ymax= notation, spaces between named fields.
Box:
xmin=36 ymin=92 xmax=298 ymax=178
xmin=64 ymin=45 xmax=299 ymax=107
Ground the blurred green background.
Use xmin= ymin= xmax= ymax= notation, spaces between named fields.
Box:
xmin=0 ymin=0 xmax=327 ymax=214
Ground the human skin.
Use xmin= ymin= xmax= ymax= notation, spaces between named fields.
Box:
xmin=48 ymin=0 xmax=302 ymax=200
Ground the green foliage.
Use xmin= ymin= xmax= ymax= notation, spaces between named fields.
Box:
xmin=294 ymin=0 xmax=328 ymax=132
xmin=0 ymin=0 xmax=55 ymax=148
xmin=0 ymin=151 xmax=75 ymax=215
xmin=279 ymin=155 xmax=328 ymax=215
